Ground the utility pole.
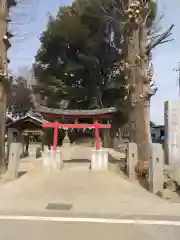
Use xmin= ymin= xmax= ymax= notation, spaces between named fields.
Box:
xmin=0 ymin=0 xmax=16 ymax=172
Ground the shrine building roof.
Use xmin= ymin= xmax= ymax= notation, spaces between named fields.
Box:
xmin=6 ymin=112 xmax=47 ymax=129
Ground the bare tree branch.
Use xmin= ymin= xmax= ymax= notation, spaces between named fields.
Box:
xmin=94 ymin=0 xmax=120 ymax=26
xmin=158 ymin=39 xmax=173 ymax=44
xmin=9 ymin=0 xmax=39 ymax=44
xmin=147 ymin=24 xmax=174 ymax=53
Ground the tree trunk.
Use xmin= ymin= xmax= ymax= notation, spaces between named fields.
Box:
xmin=109 ymin=121 xmax=119 ymax=148
xmin=0 ymin=84 xmax=7 ymax=173
xmin=139 ymin=23 xmax=152 ymax=169
xmin=24 ymin=135 xmax=29 ymax=156
xmin=127 ymin=24 xmax=151 ymax=172
xmin=103 ymin=128 xmax=111 ymax=148
xmin=0 ymin=0 xmax=10 ymax=173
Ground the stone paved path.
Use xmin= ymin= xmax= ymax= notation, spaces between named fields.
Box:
xmin=0 ymin=163 xmax=180 ymax=217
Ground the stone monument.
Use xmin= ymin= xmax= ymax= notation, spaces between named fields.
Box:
xmin=164 ymin=100 xmax=180 ymax=165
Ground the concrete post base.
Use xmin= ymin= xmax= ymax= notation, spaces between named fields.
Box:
xmin=36 ymin=147 xmax=42 ymax=158
xmin=42 ymin=148 xmax=50 ymax=168
xmin=127 ymin=142 xmax=138 ymax=181
xmin=91 ymin=149 xmax=108 ymax=171
xmin=7 ymin=143 xmax=21 ymax=180
xmin=149 ymin=143 xmax=164 ymax=194
xmin=42 ymin=148 xmax=62 ymax=170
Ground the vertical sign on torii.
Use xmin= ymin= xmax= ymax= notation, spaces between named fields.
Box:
xmin=42 ymin=120 xmax=111 ymax=151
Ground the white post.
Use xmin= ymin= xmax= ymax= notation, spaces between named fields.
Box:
xmin=42 ymin=147 xmax=51 ymax=168
xmin=7 ymin=143 xmax=21 ymax=180
xmin=91 ymin=149 xmax=108 ymax=171
xmin=50 ymin=149 xmax=62 ymax=170
xmin=149 ymin=143 xmax=164 ymax=194
xmin=127 ymin=142 xmax=138 ymax=180
xmin=42 ymin=147 xmax=62 ymax=170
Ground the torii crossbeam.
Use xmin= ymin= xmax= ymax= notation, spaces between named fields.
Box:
xmin=42 ymin=120 xmax=111 ymax=151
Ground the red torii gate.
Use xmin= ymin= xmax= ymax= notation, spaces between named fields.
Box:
xmin=42 ymin=120 xmax=111 ymax=151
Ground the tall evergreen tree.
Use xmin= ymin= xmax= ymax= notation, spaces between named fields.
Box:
xmin=35 ymin=0 xmax=128 ymax=119
xmin=7 ymin=76 xmax=32 ymax=117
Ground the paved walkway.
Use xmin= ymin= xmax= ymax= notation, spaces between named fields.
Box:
xmin=0 ymin=219 xmax=180 ymax=240
xmin=0 ymin=161 xmax=180 ymax=217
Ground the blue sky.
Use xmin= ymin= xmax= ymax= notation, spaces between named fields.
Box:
xmin=8 ymin=0 xmax=180 ymax=125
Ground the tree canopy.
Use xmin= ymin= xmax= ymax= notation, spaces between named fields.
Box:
xmin=7 ymin=76 xmax=33 ymax=117
xmin=35 ymin=0 xmax=128 ymax=122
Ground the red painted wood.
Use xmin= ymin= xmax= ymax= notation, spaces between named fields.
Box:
xmin=53 ymin=121 xmax=59 ymax=151
xmin=94 ymin=120 xmax=100 ymax=150
xmin=42 ymin=121 xmax=111 ymax=150
xmin=74 ymin=119 xmax=79 ymax=124
xmin=43 ymin=122 xmax=111 ymax=129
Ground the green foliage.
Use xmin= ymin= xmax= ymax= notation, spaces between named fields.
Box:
xmin=147 ymin=0 xmax=157 ymax=27
xmin=7 ymin=76 xmax=32 ymax=117
xmin=35 ymin=0 xmax=129 ymax=124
